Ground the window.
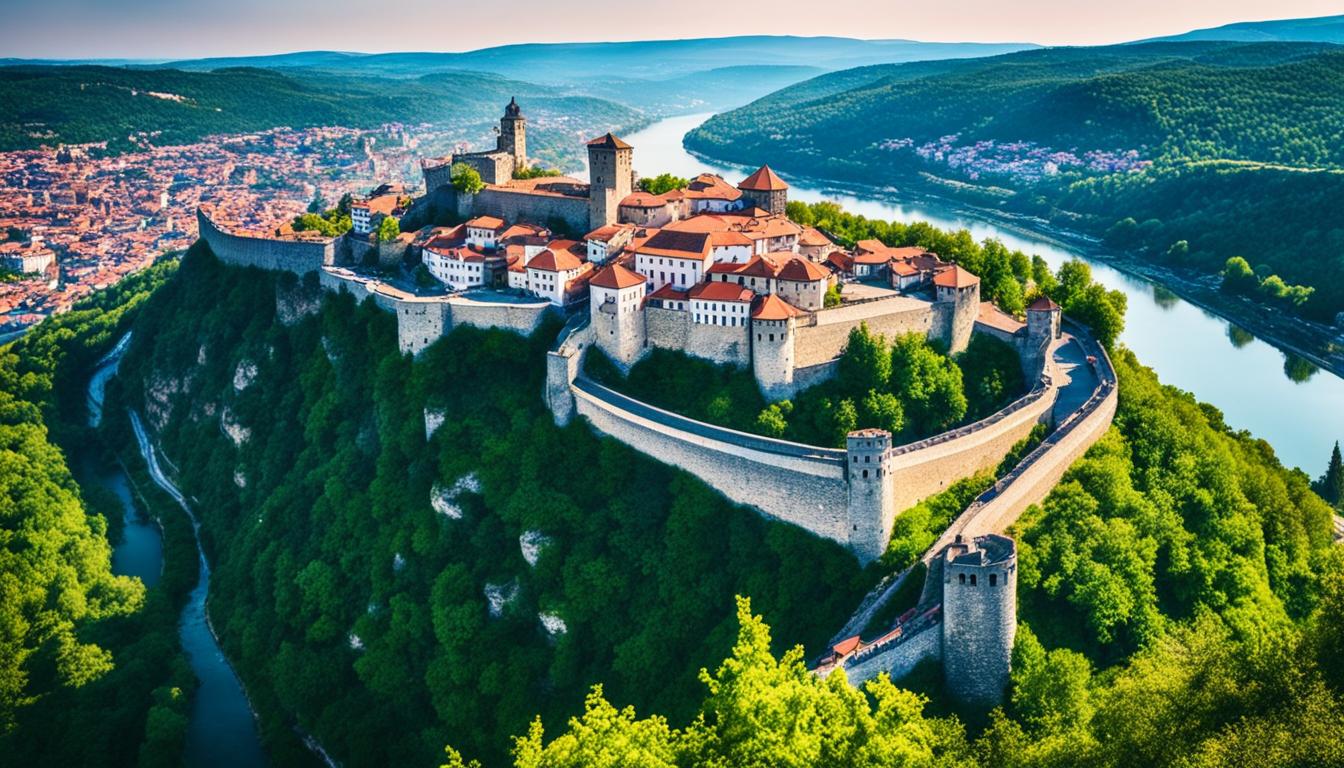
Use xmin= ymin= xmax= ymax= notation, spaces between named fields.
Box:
xmin=970 ymin=574 xmax=977 ymax=586
xmin=862 ymin=469 xmax=868 ymax=479
xmin=959 ymin=573 xmax=965 ymax=584
xmin=989 ymin=574 xmax=997 ymax=587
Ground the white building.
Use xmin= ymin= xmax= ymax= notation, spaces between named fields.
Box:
xmin=633 ymin=230 xmax=711 ymax=291
xmin=464 ymin=216 xmax=508 ymax=249
xmin=423 ymin=242 xmax=489 ymax=290
xmin=524 ymin=243 xmax=588 ymax=305
xmin=584 ymin=223 xmax=636 ymax=264
xmin=689 ymin=281 xmax=755 ymax=326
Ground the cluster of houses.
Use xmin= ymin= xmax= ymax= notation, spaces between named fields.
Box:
xmin=409 ymin=167 xmax=968 ymax=326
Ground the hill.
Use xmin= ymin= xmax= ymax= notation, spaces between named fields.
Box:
xmin=686 ymin=41 xmax=1344 ymax=320
xmin=0 ymin=65 xmax=642 ymax=158
xmin=156 ymin=36 xmax=1038 ymax=82
xmin=1140 ymin=13 xmax=1344 ymax=44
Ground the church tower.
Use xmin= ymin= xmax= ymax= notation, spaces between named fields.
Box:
xmin=500 ymin=97 xmax=527 ymax=172
xmin=587 ymin=133 xmax=633 ymax=230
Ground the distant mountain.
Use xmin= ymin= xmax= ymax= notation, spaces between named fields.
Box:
xmin=1139 ymin=13 xmax=1344 ymax=44
xmin=685 ymin=41 xmax=1344 ymax=321
xmin=157 ymin=37 xmax=1039 ymax=82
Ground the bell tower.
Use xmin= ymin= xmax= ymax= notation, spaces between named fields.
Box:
xmin=500 ymin=97 xmax=527 ymax=172
xmin=587 ymin=132 xmax=633 ymax=230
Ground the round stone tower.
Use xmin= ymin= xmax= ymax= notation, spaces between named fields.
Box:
xmin=1026 ymin=295 xmax=1061 ymax=345
xmin=846 ymin=428 xmax=896 ymax=564
xmin=589 ymin=263 xmax=647 ymax=367
xmin=750 ymin=294 xmax=799 ymax=399
xmin=941 ymin=533 xmax=1017 ymax=707
xmin=500 ymin=97 xmax=527 ymax=172
xmin=933 ymin=265 xmax=980 ymax=354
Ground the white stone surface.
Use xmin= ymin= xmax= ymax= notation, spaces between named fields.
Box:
xmin=519 ymin=530 xmax=552 ymax=567
xmin=484 ymin=581 xmax=519 ymax=618
xmin=233 ymin=359 xmax=258 ymax=392
xmin=539 ymin=612 xmax=567 ymax=637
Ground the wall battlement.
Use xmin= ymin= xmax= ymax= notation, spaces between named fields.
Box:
xmin=197 ymin=208 xmax=336 ymax=274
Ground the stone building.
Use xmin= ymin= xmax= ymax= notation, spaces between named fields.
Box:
xmin=942 ymin=534 xmax=1017 ymax=706
xmin=934 ymin=265 xmax=981 ymax=354
xmin=737 ymin=164 xmax=789 ymax=216
xmin=586 ymin=133 xmax=634 ymax=231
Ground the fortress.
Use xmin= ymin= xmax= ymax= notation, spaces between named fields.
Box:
xmin=193 ymin=99 xmax=1122 ymax=706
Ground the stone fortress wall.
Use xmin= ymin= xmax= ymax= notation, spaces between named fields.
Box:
xmin=644 ymin=305 xmax=752 ymax=367
xmin=473 ymin=188 xmax=592 ymax=235
xmin=197 ymin=208 xmax=336 ymax=273
xmin=547 ymin=321 xmax=1060 ymax=563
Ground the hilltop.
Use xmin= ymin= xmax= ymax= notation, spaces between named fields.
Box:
xmin=0 ymin=65 xmax=640 ymax=159
xmin=685 ymin=41 xmax=1344 ymax=322
xmin=1139 ymin=13 xmax=1344 ymax=44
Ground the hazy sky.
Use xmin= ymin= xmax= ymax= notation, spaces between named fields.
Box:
xmin=5 ymin=0 xmax=1342 ymax=59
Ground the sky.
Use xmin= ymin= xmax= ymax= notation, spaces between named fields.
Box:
xmin=3 ymin=0 xmax=1342 ymax=59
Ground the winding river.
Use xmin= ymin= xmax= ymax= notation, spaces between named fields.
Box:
xmin=620 ymin=113 xmax=1344 ymax=473
xmin=86 ymin=337 xmax=267 ymax=768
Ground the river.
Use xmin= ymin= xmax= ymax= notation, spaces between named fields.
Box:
xmin=86 ymin=335 xmax=267 ymax=768
xmin=618 ymin=113 xmax=1344 ymax=473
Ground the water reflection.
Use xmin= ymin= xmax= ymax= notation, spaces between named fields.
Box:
xmin=1151 ymin=285 xmax=1179 ymax=310
xmin=1227 ymin=324 xmax=1255 ymax=349
xmin=1283 ymin=353 xmax=1319 ymax=384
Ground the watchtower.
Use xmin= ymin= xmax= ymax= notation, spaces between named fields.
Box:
xmin=589 ymin=263 xmax=647 ymax=367
xmin=941 ymin=534 xmax=1017 ymax=707
xmin=845 ymin=429 xmax=896 ymax=564
xmin=500 ymin=97 xmax=527 ymax=172
xmin=587 ymin=133 xmax=633 ymax=230
xmin=750 ymin=294 xmax=799 ymax=399
xmin=934 ymin=265 xmax=980 ymax=354
xmin=737 ymin=164 xmax=789 ymax=216
xmin=1026 ymin=295 xmax=1061 ymax=345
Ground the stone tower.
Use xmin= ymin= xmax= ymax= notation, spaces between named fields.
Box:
xmin=590 ymin=263 xmax=647 ymax=367
xmin=500 ymin=97 xmax=527 ymax=172
xmin=1026 ymin=295 xmax=1061 ymax=346
xmin=738 ymin=165 xmax=789 ymax=216
xmin=587 ymin=133 xmax=633 ymax=230
xmin=750 ymin=294 xmax=799 ymax=399
xmin=942 ymin=534 xmax=1017 ymax=707
xmin=846 ymin=429 xmax=896 ymax=564
xmin=934 ymin=265 xmax=980 ymax=354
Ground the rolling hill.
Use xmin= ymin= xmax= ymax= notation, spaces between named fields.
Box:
xmin=685 ymin=41 xmax=1344 ymax=321
xmin=1139 ymin=13 xmax=1344 ymax=44
xmin=0 ymin=65 xmax=642 ymax=159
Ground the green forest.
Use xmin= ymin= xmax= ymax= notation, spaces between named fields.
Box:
xmin=453 ymin=312 xmax=1344 ymax=768
xmin=99 ymin=244 xmax=877 ymax=765
xmin=686 ymin=42 xmax=1344 ymax=321
xmin=0 ymin=65 xmax=641 ymax=162
xmin=0 ymin=257 xmax=203 ymax=767
xmin=585 ymin=328 xmax=1024 ymax=448
xmin=0 ymin=236 xmax=1340 ymax=765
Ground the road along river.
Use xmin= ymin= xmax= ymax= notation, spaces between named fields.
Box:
xmin=618 ymin=113 xmax=1344 ymax=473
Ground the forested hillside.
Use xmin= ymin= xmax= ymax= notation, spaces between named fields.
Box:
xmin=686 ymin=42 xmax=1344 ymax=321
xmin=0 ymin=258 xmax=200 ymax=767
xmin=105 ymin=244 xmax=874 ymax=765
xmin=0 ymin=65 xmax=641 ymax=155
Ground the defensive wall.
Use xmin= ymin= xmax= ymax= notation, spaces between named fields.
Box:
xmin=546 ymin=326 xmax=1059 ymax=562
xmin=829 ymin=328 xmax=1117 ymax=700
xmin=197 ymin=208 xmax=336 ymax=273
xmin=318 ymin=267 xmax=553 ymax=355
xmin=794 ymin=294 xmax=943 ymax=368
xmin=472 ymin=188 xmax=591 ymax=235
xmin=645 ymin=305 xmax=752 ymax=367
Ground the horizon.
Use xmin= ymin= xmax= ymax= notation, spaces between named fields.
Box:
xmin=3 ymin=2 xmax=1342 ymax=60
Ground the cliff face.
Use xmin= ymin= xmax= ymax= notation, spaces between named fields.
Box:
xmin=112 ymin=241 xmax=873 ymax=765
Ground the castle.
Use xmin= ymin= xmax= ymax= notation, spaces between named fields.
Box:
xmin=194 ymin=99 xmax=1122 ymax=708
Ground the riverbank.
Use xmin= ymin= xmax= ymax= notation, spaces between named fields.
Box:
xmin=685 ymin=145 xmax=1344 ymax=381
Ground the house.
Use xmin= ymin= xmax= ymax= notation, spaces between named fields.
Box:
xmin=689 ymin=281 xmax=754 ymax=326
xmin=524 ymin=240 xmax=590 ymax=305
xmin=633 ymin=229 xmax=712 ymax=291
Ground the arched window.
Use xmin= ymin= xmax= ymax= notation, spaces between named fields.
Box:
xmin=958 ymin=573 xmax=965 ymax=585
xmin=970 ymin=574 xmax=977 ymax=586
xmin=862 ymin=469 xmax=869 ymax=479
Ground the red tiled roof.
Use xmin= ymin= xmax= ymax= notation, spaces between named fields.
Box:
xmin=528 ymin=248 xmax=583 ymax=272
xmin=619 ymin=192 xmax=665 ymax=208
xmin=934 ymin=264 xmax=980 ymax=289
xmin=647 ymin=284 xmax=689 ymax=301
xmin=752 ymin=293 xmax=804 ymax=320
xmin=832 ymin=635 xmax=862 ymax=657
xmin=689 ymin=281 xmax=754 ymax=302
xmin=1028 ymin=295 xmax=1060 ymax=311
xmin=738 ymin=164 xmax=788 ymax=192
xmin=776 ymin=256 xmax=829 ymax=282
xmin=737 ymin=253 xmax=783 ymax=279
xmin=799 ymin=227 xmax=831 ymax=246
xmin=590 ymin=263 xmax=645 ymax=290
xmin=638 ymin=229 xmax=711 ymax=260
xmin=466 ymin=215 xmax=506 ymax=230
xmin=587 ymin=132 xmax=632 ymax=150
